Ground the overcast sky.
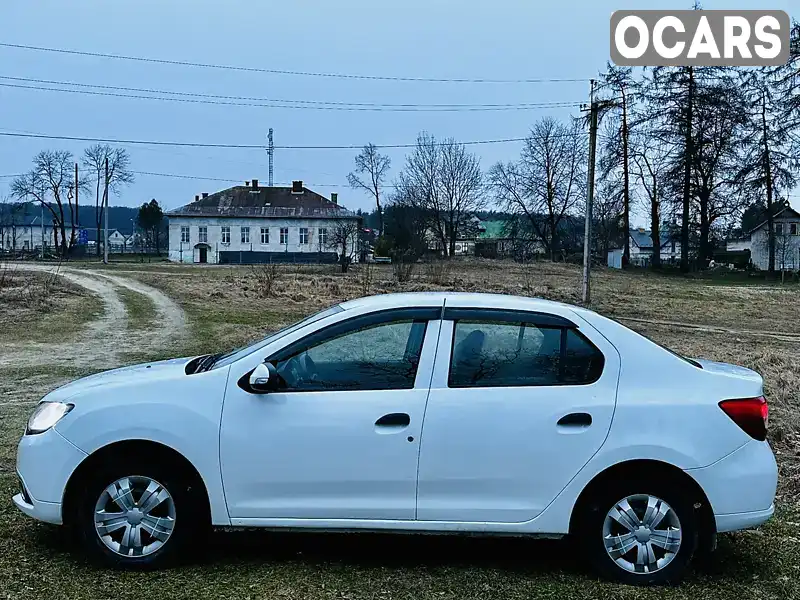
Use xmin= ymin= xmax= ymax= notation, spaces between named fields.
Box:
xmin=0 ymin=0 xmax=796 ymax=226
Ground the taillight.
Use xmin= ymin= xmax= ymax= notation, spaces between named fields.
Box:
xmin=719 ymin=396 xmax=768 ymax=441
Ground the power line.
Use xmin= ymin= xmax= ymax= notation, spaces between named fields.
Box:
xmin=0 ymin=42 xmax=591 ymax=85
xmin=0 ymin=130 xmax=589 ymax=150
xmin=0 ymin=80 xmax=581 ymax=112
xmin=0 ymin=75 xmax=583 ymax=111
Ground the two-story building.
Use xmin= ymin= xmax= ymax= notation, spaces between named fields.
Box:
xmin=746 ymin=206 xmax=800 ymax=271
xmin=0 ymin=214 xmax=85 ymax=252
xmin=166 ymin=180 xmax=361 ymax=264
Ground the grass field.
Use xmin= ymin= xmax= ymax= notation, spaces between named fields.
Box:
xmin=1 ymin=258 xmax=799 ymax=599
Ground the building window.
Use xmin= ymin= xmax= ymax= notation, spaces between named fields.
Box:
xmin=299 ymin=227 xmax=309 ymax=245
xmin=776 ymin=223 xmax=783 ymax=235
xmin=241 ymin=226 xmax=250 ymax=244
xmin=198 ymin=226 xmax=208 ymax=243
xmin=280 ymin=227 xmax=289 ymax=245
xmin=318 ymin=227 xmax=328 ymax=247
xmin=260 ymin=227 xmax=269 ymax=244
xmin=180 ymin=226 xmax=190 ymax=243
xmin=791 ymin=223 xmax=798 ymax=236
xmin=221 ymin=226 xmax=231 ymax=244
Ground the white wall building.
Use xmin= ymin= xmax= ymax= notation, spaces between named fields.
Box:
xmin=748 ymin=206 xmax=800 ymax=271
xmin=166 ymin=180 xmax=361 ymax=265
xmin=0 ymin=216 xmax=85 ymax=252
xmin=625 ymin=228 xmax=681 ymax=267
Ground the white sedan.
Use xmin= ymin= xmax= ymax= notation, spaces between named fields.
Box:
xmin=14 ymin=292 xmax=776 ymax=584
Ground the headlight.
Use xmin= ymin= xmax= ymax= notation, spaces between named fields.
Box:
xmin=26 ymin=402 xmax=73 ymax=435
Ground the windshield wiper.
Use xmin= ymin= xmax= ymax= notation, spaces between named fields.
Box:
xmin=195 ymin=353 xmax=222 ymax=373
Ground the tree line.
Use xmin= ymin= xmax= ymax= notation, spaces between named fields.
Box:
xmin=350 ymin=21 xmax=800 ymax=275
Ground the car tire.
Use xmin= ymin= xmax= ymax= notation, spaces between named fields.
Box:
xmin=578 ymin=478 xmax=698 ymax=585
xmin=72 ymin=460 xmax=204 ymax=568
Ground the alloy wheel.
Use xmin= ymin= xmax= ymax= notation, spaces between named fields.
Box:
xmin=93 ymin=475 xmax=176 ymax=557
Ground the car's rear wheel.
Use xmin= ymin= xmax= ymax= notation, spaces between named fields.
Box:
xmin=73 ymin=463 xmax=200 ymax=568
xmin=579 ymin=480 xmax=698 ymax=585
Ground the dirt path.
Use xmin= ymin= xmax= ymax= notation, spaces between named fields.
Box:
xmin=0 ymin=265 xmax=187 ymax=369
xmin=616 ymin=316 xmax=800 ymax=343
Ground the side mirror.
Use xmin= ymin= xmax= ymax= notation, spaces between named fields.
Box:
xmin=248 ymin=362 xmax=278 ymax=393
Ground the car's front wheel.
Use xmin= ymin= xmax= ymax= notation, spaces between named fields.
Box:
xmin=579 ymin=481 xmax=698 ymax=585
xmin=73 ymin=463 xmax=199 ymax=568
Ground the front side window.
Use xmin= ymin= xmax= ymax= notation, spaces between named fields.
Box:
xmin=299 ymin=227 xmax=309 ymax=245
xmin=448 ymin=320 xmax=604 ymax=388
xmin=791 ymin=223 xmax=798 ymax=236
xmin=198 ymin=226 xmax=208 ymax=243
xmin=221 ymin=226 xmax=231 ymax=244
xmin=260 ymin=227 xmax=269 ymax=244
xmin=318 ymin=227 xmax=328 ymax=247
xmin=280 ymin=227 xmax=289 ymax=245
xmin=180 ymin=226 xmax=190 ymax=243
xmin=272 ymin=319 xmax=427 ymax=392
xmin=776 ymin=223 xmax=783 ymax=236
xmin=241 ymin=227 xmax=250 ymax=244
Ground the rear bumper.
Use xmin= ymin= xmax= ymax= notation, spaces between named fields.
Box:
xmin=715 ymin=504 xmax=774 ymax=533
xmin=686 ymin=440 xmax=777 ymax=532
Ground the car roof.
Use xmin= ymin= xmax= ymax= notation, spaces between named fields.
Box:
xmin=339 ymin=292 xmax=585 ymax=317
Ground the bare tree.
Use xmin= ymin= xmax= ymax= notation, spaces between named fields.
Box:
xmin=395 ymin=132 xmax=441 ymax=253
xmin=395 ymin=132 xmax=484 ymax=257
xmin=736 ymin=67 xmax=798 ymax=276
xmin=630 ymin=121 xmax=673 ymax=269
xmin=11 ymin=150 xmax=75 ymax=255
xmin=439 ymin=140 xmax=484 ymax=256
xmin=347 ymin=144 xmax=391 ymax=235
xmin=599 ymin=64 xmax=636 ymax=266
xmin=326 ymin=218 xmax=361 ymax=273
xmin=82 ymin=145 xmax=134 ymax=256
xmin=489 ymin=117 xmax=585 ymax=261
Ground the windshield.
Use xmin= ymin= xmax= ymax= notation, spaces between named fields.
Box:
xmin=212 ymin=304 xmax=345 ymax=369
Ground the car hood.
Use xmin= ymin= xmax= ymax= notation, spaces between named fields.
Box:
xmin=43 ymin=357 xmax=197 ymax=403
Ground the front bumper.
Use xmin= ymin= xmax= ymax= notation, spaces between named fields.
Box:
xmin=13 ymin=427 xmax=87 ymax=525
xmin=12 ymin=490 xmax=62 ymax=525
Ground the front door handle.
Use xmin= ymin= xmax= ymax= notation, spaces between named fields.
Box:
xmin=375 ymin=413 xmax=411 ymax=428
xmin=557 ymin=412 xmax=593 ymax=427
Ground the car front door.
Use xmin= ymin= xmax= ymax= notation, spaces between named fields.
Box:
xmin=416 ymin=307 xmax=620 ymax=523
xmin=220 ymin=307 xmax=442 ymax=523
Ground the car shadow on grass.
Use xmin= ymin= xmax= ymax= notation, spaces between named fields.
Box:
xmin=29 ymin=525 xmax=777 ymax=584
xmin=203 ymin=527 xmax=777 ymax=584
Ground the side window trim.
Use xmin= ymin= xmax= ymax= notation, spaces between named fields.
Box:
xmin=443 ymin=307 xmax=577 ymax=329
xmin=268 ymin=307 xmax=442 ymax=364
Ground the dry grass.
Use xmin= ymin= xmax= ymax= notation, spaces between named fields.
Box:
xmin=0 ymin=268 xmax=103 ymax=344
xmin=1 ymin=258 xmax=800 ymax=598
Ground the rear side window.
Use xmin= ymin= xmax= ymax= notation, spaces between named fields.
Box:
xmin=448 ymin=320 xmax=604 ymax=388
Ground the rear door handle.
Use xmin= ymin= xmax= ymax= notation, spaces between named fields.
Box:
xmin=375 ymin=413 xmax=411 ymax=428
xmin=557 ymin=412 xmax=592 ymax=427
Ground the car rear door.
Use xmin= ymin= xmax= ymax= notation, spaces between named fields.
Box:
xmin=220 ymin=306 xmax=442 ymax=523
xmin=416 ymin=305 xmax=620 ymax=523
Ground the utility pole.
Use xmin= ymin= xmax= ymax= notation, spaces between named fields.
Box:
xmin=582 ymin=79 xmax=599 ymax=305
xmin=40 ymin=202 xmax=44 ymax=259
xmin=75 ymin=162 xmax=79 ymax=228
xmin=267 ymin=128 xmax=274 ymax=186
xmin=103 ymin=156 xmax=109 ymax=265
